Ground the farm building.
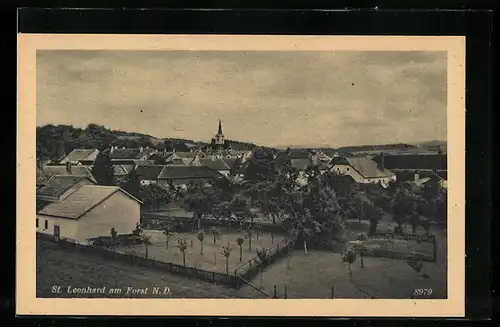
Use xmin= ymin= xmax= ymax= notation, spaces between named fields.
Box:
xmin=156 ymin=166 xmax=221 ymax=189
xmin=135 ymin=165 xmax=165 ymax=185
xmin=37 ymin=163 xmax=97 ymax=184
xmin=371 ymin=153 xmax=447 ymax=171
xmin=106 ymin=146 xmax=156 ymax=165
xmin=59 ymin=149 xmax=100 ymax=165
xmin=188 ymin=155 xmax=233 ymax=177
xmin=36 ymin=184 xmax=142 ymax=244
xmin=329 ymin=156 xmax=396 ymax=187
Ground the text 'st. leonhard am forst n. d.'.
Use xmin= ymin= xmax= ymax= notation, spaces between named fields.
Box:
xmin=52 ymin=285 xmax=172 ymax=296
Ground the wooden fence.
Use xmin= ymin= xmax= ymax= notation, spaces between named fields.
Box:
xmin=38 ymin=232 xmax=241 ymax=287
xmin=233 ymin=238 xmax=295 ymax=288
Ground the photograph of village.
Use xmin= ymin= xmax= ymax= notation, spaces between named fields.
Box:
xmin=35 ymin=50 xmax=448 ymax=299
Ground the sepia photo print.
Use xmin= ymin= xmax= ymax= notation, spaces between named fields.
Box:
xmin=18 ymin=35 xmax=465 ymax=316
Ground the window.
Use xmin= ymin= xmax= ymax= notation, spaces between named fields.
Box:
xmin=44 ymin=220 xmax=48 ymax=230
xmin=36 ymin=218 xmax=39 ymax=228
xmin=347 ymin=168 xmax=350 ymax=171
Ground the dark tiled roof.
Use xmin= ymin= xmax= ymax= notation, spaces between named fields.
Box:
xmin=165 ymin=158 xmax=186 ymax=166
xmin=135 ymin=165 xmax=164 ymax=180
xmin=198 ymin=158 xmax=230 ymax=171
xmin=40 ymin=165 xmax=97 ymax=183
xmin=36 ymin=199 xmax=51 ymax=212
xmin=330 ymin=156 xmax=395 ymax=178
xmin=174 ymin=152 xmax=198 ymax=159
xmin=38 ymin=185 xmax=141 ymax=219
xmin=372 ymin=154 xmax=447 ymax=171
xmin=290 ymin=158 xmax=330 ymax=171
xmin=222 ymin=158 xmax=239 ymax=169
xmin=158 ymin=166 xmax=221 ymax=179
xmin=112 ymin=165 xmax=129 ymax=176
xmin=60 ymin=149 xmax=98 ymax=162
xmin=36 ymin=175 xmax=96 ymax=199
xmin=109 ymin=148 xmax=154 ymax=160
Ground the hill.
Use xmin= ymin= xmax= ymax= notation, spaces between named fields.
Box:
xmin=36 ymin=124 xmax=259 ymax=163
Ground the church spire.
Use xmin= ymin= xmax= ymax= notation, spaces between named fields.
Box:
xmin=218 ymin=119 xmax=223 ymax=135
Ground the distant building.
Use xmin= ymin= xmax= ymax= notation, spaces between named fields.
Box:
xmin=329 ymin=155 xmax=396 ymax=187
xmin=188 ymin=154 xmax=232 ymax=176
xmin=36 ymin=185 xmax=142 ymax=244
xmin=135 ymin=165 xmax=165 ymax=186
xmin=371 ymin=153 xmax=447 ymax=171
xmin=59 ymin=149 xmax=100 ymax=165
xmin=38 ymin=162 xmax=97 ymax=184
xmin=107 ymin=146 xmax=156 ymax=164
xmin=156 ymin=166 xmax=221 ymax=189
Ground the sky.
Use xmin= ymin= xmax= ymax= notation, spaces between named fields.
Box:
xmin=36 ymin=50 xmax=447 ymax=148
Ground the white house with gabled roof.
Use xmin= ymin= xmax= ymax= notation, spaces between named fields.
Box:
xmin=36 ymin=185 xmax=142 ymax=244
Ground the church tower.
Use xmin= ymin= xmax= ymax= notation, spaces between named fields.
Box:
xmin=214 ymin=119 xmax=225 ymax=146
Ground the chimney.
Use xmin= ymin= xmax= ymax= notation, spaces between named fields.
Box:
xmin=66 ymin=162 xmax=72 ymax=174
xmin=140 ymin=146 xmax=143 ymax=152
xmin=378 ymin=152 xmax=385 ymax=170
xmin=414 ymin=171 xmax=420 ymax=182
xmin=110 ymin=145 xmax=114 ymax=154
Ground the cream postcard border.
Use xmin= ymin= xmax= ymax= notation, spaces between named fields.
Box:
xmin=17 ymin=34 xmax=465 ymax=317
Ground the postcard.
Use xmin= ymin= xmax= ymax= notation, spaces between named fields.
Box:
xmin=17 ymin=34 xmax=465 ymax=316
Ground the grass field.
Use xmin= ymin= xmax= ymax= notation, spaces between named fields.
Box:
xmin=249 ymin=229 xmax=447 ymax=299
xmin=36 ymin=239 xmax=264 ymax=298
xmin=114 ymin=228 xmax=285 ymax=274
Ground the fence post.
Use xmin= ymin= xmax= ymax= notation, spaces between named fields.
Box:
xmin=433 ymin=239 xmax=437 ymax=262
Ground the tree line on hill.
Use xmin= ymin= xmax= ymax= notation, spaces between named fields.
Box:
xmin=36 ymin=124 xmax=259 ymax=164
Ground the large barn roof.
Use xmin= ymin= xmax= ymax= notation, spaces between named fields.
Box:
xmin=330 ymin=156 xmax=394 ymax=178
xmin=38 ymin=185 xmax=142 ymax=219
xmin=60 ymin=149 xmax=98 ymax=162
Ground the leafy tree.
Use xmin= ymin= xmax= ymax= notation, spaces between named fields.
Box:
xmin=122 ymin=167 xmax=141 ymax=199
xmin=282 ymin=173 xmax=346 ymax=254
xmin=141 ymin=184 xmax=171 ymax=212
xmin=342 ymin=248 xmax=357 ymax=279
xmin=230 ymin=193 xmax=256 ymax=225
xmin=236 ymin=237 xmax=245 ymax=262
xmin=210 ymin=226 xmax=221 ymax=244
xmin=391 ymin=187 xmax=421 ymax=235
xmin=196 ymin=229 xmax=206 ymax=255
xmin=177 ymin=239 xmax=188 ymax=266
xmin=243 ymin=148 xmax=278 ymax=184
xmin=92 ymin=151 xmax=115 ymax=186
xmin=221 ymin=245 xmax=232 ymax=275
xmin=181 ymin=183 xmax=216 ymax=230
xmin=419 ymin=217 xmax=432 ymax=236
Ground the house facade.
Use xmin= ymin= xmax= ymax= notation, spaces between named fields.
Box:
xmin=329 ymin=156 xmax=396 ymax=187
xmin=36 ymin=185 xmax=142 ymax=244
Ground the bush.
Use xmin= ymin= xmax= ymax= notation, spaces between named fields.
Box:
xmin=356 ymin=232 xmax=368 ymax=241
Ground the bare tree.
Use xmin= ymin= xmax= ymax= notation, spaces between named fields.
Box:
xmin=177 ymin=239 xmax=188 ymax=266
xmin=221 ymin=244 xmax=232 ymax=275
xmin=236 ymin=237 xmax=245 ymax=262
